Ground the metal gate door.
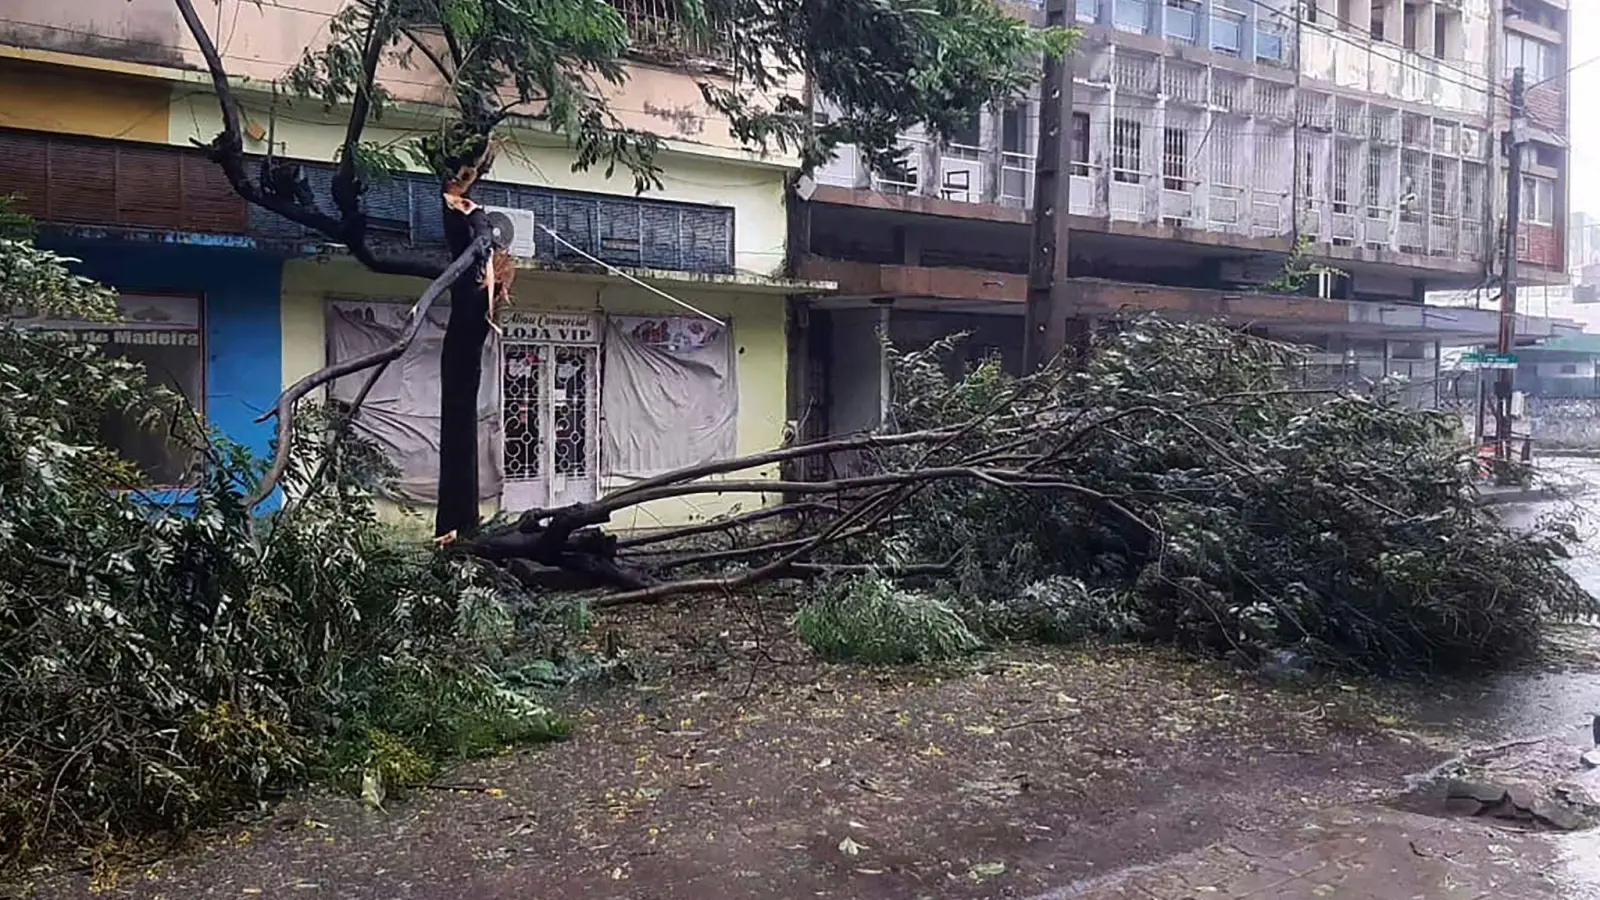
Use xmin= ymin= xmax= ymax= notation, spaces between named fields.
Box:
xmin=501 ymin=339 xmax=600 ymax=511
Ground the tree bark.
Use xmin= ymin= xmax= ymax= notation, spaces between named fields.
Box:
xmin=436 ymin=191 xmax=494 ymax=538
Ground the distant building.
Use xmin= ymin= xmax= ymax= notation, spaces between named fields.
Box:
xmin=1570 ymin=212 xmax=1600 ymax=273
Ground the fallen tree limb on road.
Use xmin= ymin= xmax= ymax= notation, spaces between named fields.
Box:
xmin=450 ymin=317 xmax=1598 ymax=675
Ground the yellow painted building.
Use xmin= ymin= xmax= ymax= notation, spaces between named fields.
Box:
xmin=0 ymin=0 xmax=831 ymax=528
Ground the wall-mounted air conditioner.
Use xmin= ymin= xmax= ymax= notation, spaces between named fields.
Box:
xmin=481 ymin=205 xmax=539 ymax=257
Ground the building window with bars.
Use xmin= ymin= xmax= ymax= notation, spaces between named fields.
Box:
xmin=1365 ymin=146 xmax=1384 ymax=218
xmin=14 ymin=294 xmax=205 ymax=487
xmin=1113 ymin=118 xmax=1142 ymax=183
xmin=1299 ymin=148 xmax=1315 ymax=206
xmin=1429 ymin=158 xmax=1450 ymax=217
xmin=1162 ymin=127 xmax=1189 ymax=191
xmin=1332 ymin=144 xmax=1352 ymax=214
xmin=1070 ymin=112 xmax=1092 ymax=175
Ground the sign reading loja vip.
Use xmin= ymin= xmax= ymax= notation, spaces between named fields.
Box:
xmin=501 ymin=311 xmax=601 ymax=345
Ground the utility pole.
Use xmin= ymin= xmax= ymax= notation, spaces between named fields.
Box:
xmin=1494 ymin=67 xmax=1527 ymax=462
xmin=1023 ymin=0 xmax=1074 ymax=371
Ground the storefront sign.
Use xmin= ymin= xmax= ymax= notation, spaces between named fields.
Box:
xmin=503 ymin=311 xmax=600 ymax=345
xmin=10 ymin=294 xmax=203 ymax=347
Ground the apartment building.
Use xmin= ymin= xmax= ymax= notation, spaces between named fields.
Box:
xmin=1499 ymin=0 xmax=1570 ymax=279
xmin=0 ymin=0 xmax=816 ymax=526
xmin=793 ymin=0 xmax=1574 ymax=438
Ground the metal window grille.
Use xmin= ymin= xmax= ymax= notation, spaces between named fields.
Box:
xmin=1364 ymin=146 xmax=1384 ymax=217
xmin=1162 ymin=126 xmax=1189 ymax=191
xmin=1332 ymin=142 xmax=1353 ymax=213
xmin=1113 ymin=118 xmax=1143 ymax=184
xmin=607 ymin=0 xmax=731 ymax=66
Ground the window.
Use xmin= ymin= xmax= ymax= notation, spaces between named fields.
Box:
xmin=1560 ymin=363 xmax=1580 ymax=376
xmin=1522 ymin=174 xmax=1556 ymax=224
xmin=1001 ymin=104 xmax=1030 ymax=155
xmin=1432 ymin=8 xmax=1461 ymax=59
xmin=15 ymin=294 xmax=205 ymax=486
xmin=1365 ymin=145 xmax=1384 ymax=217
xmin=1070 ymin=112 xmax=1092 ymax=175
xmin=1113 ymin=118 xmax=1142 ymax=183
xmin=1302 ymin=0 xmax=1317 ymax=24
xmin=948 ymin=112 xmax=981 ymax=149
xmin=1210 ymin=12 xmax=1241 ymax=53
xmin=1114 ymin=0 xmax=1149 ymax=33
xmin=1505 ymin=33 xmax=1560 ymax=80
xmin=1162 ymin=127 xmax=1188 ymax=191
xmin=1332 ymin=144 xmax=1352 ymax=214
xmin=1430 ymin=158 xmax=1449 ymax=217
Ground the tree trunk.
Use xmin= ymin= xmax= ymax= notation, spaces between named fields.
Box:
xmin=435 ymin=192 xmax=492 ymax=538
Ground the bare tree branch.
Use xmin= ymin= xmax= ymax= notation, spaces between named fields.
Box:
xmin=174 ymin=0 xmax=443 ymax=281
xmin=615 ymin=500 xmax=840 ymax=550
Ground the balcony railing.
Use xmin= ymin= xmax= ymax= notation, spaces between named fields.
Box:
xmin=609 ymin=0 xmax=731 ymax=67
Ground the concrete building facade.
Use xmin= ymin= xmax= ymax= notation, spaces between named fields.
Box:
xmin=792 ymin=0 xmax=1574 ymax=439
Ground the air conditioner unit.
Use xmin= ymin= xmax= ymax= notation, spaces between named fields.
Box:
xmin=481 ymin=205 xmax=538 ymax=257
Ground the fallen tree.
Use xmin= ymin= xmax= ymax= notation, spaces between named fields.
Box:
xmin=453 ymin=319 xmax=1597 ymax=674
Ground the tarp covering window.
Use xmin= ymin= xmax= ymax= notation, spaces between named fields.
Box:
xmin=602 ymin=315 xmax=737 ymax=477
xmin=325 ymin=300 xmax=503 ymax=502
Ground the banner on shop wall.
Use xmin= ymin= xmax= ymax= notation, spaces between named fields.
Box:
xmin=325 ymin=300 xmax=503 ymax=502
xmin=602 ymin=315 xmax=737 ymax=478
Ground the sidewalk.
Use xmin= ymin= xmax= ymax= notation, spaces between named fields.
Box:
xmin=1035 ymin=807 xmax=1566 ymax=899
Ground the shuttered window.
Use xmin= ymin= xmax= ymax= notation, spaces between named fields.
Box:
xmin=0 ymin=130 xmax=247 ymax=234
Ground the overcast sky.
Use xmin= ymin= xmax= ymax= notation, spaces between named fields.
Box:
xmin=1569 ymin=4 xmax=1598 ymax=218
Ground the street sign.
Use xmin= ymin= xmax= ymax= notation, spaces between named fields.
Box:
xmin=1461 ymin=352 xmax=1518 ymax=370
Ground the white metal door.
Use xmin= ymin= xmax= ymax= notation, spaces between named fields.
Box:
xmin=501 ymin=339 xmax=600 ymax=511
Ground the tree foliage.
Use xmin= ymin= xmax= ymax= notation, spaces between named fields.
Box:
xmin=842 ymin=320 xmax=1597 ymax=674
xmin=544 ymin=319 xmax=1594 ymax=676
xmin=0 ymin=230 xmax=566 ymax=873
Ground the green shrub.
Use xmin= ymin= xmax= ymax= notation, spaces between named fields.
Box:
xmin=0 ymin=229 xmax=567 ymax=872
xmin=795 ymin=570 xmax=980 ymax=664
xmin=965 ymin=576 xmax=1138 ymax=644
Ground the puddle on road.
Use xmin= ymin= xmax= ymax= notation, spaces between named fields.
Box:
xmin=1414 ymin=477 xmax=1600 ymax=896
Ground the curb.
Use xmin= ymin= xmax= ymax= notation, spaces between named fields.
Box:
xmin=1476 ymin=487 xmax=1564 ymax=506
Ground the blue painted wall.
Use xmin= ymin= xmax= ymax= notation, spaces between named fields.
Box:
xmin=42 ymin=237 xmax=285 ymax=510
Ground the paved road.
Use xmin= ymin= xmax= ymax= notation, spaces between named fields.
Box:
xmin=1024 ymin=464 xmax=1600 ymax=900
